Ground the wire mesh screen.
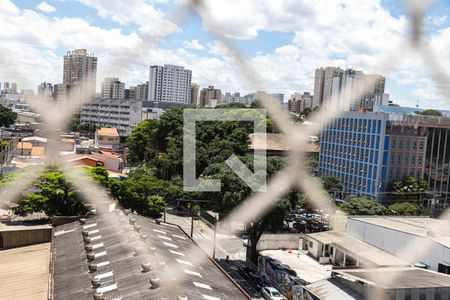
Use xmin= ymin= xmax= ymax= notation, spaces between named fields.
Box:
xmin=1 ymin=0 xmax=450 ymax=299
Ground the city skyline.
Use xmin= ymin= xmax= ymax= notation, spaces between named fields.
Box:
xmin=1 ymin=0 xmax=450 ymax=110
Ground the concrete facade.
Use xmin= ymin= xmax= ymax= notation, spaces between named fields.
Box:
xmin=80 ymin=98 xmax=142 ymax=136
xmin=149 ymin=64 xmax=192 ymax=104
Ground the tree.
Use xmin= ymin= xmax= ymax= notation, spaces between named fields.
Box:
xmin=415 ymin=109 xmax=443 ymax=117
xmin=339 ymin=196 xmax=386 ymax=215
xmin=388 ymin=176 xmax=429 ymax=201
xmin=201 ymin=155 xmax=291 ymax=263
xmin=0 ymin=105 xmax=17 ymax=127
xmin=126 ymin=119 xmax=159 ymax=164
xmin=388 ymin=202 xmax=429 ymax=216
xmin=14 ymin=166 xmax=89 ymax=217
xmin=118 ymin=175 xmax=173 ymax=217
xmin=321 ymin=176 xmax=344 ymax=198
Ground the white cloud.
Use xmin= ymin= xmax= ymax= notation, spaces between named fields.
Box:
xmin=183 ymin=39 xmax=205 ymax=50
xmin=2 ymin=0 xmax=450 ymax=109
xmin=74 ymin=0 xmax=178 ymax=37
xmin=37 ymin=1 xmax=56 ymax=14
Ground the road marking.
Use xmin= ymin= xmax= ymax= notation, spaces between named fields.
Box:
xmin=193 ymin=282 xmax=212 ymax=290
xmin=173 ymin=234 xmax=186 ymax=240
xmin=169 ymin=250 xmax=185 ymax=256
xmin=203 ymin=295 xmax=220 ymax=300
xmin=185 ymin=269 xmax=202 ymax=277
xmin=163 ymin=242 xmax=178 ymax=248
xmin=177 ymin=259 xmax=193 ymax=266
xmin=158 ymin=235 xmax=172 ymax=241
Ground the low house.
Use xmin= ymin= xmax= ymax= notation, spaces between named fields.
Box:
xmin=21 ymin=136 xmax=47 ymax=147
xmin=300 ymin=231 xmax=409 ymax=268
xmin=95 ymin=128 xmax=120 ymax=148
xmin=60 ymin=138 xmax=75 ymax=152
xmin=90 ymin=151 xmax=123 ymax=172
xmin=31 ymin=146 xmax=46 ymax=157
xmin=68 ymin=156 xmax=104 ymax=168
xmin=17 ymin=142 xmax=33 ymax=156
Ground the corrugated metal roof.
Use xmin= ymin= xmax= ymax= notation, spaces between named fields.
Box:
xmin=53 ymin=212 xmax=247 ymax=300
xmin=304 ymin=277 xmax=363 ymax=300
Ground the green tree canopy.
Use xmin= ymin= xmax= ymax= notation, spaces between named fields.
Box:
xmin=388 ymin=176 xmax=429 ymax=201
xmin=339 ymin=196 xmax=387 ymax=215
xmin=321 ymin=176 xmax=344 ymax=198
xmin=14 ymin=166 xmax=89 ymax=217
xmin=387 ymin=202 xmax=429 ymax=216
xmin=0 ymin=105 xmax=17 ymax=127
xmin=415 ymin=109 xmax=443 ymax=117
xmin=126 ymin=119 xmax=159 ymax=164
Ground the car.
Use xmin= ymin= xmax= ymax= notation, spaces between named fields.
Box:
xmin=293 ymin=222 xmax=305 ymax=230
xmin=261 ymin=286 xmax=286 ymax=300
xmin=237 ymin=265 xmax=252 ymax=279
xmin=248 ymin=273 xmax=266 ymax=290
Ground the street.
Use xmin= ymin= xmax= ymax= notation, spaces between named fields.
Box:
xmin=164 ymin=212 xmax=264 ymax=299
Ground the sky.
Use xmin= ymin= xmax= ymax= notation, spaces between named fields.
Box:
xmin=1 ymin=0 xmax=450 ymax=109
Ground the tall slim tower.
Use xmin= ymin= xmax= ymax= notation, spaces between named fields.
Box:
xmin=191 ymin=83 xmax=200 ymax=106
xmin=312 ymin=67 xmax=343 ymax=108
xmin=63 ymin=49 xmax=97 ymax=102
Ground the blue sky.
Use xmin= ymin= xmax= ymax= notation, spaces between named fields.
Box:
xmin=2 ymin=0 xmax=450 ymax=109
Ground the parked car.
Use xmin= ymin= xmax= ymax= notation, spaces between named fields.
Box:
xmin=261 ymin=287 xmax=286 ymax=300
xmin=248 ymin=273 xmax=266 ymax=290
xmin=237 ymin=265 xmax=253 ymax=279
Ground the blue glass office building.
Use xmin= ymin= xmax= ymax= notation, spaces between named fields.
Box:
xmin=319 ymin=111 xmax=427 ymax=201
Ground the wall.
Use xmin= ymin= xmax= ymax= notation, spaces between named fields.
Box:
xmin=347 ymin=218 xmax=450 ymax=271
xmin=257 ymin=234 xmax=302 ymax=251
xmin=0 ymin=227 xmax=52 ymax=249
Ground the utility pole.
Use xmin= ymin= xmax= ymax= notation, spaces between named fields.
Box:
xmin=212 ymin=214 xmax=218 ymax=259
xmin=190 ymin=215 xmax=194 ymax=238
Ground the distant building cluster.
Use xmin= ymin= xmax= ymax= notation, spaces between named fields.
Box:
xmin=313 ymin=66 xmax=387 ymax=111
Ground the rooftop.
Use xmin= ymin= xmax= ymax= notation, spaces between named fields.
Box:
xmin=304 ymin=231 xmax=409 ymax=267
xmin=22 ymin=136 xmax=48 ymax=143
xmin=249 ymin=133 xmax=319 ymax=152
xmin=349 ymin=216 xmax=450 ymax=248
xmin=53 ymin=212 xmax=248 ymax=300
xmin=336 ymin=267 xmax=450 ymax=289
xmin=304 ymin=277 xmax=363 ymax=300
xmin=96 ymin=128 xmax=119 ymax=137
xmin=0 ymin=223 xmax=51 ymax=232
xmin=0 ymin=243 xmax=50 ymax=300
